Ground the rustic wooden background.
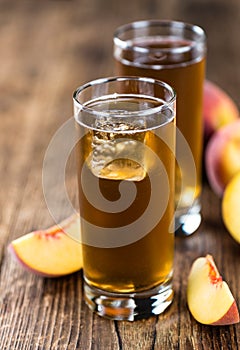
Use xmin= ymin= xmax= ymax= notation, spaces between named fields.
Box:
xmin=0 ymin=0 xmax=240 ymax=349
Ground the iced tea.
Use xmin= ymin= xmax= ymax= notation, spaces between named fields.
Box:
xmin=75 ymin=97 xmax=175 ymax=293
xmin=73 ymin=77 xmax=176 ymax=320
xmin=114 ymin=20 xmax=206 ymax=234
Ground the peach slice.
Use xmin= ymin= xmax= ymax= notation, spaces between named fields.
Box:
xmin=203 ymin=80 xmax=239 ymax=143
xmin=205 ymin=120 xmax=240 ymax=196
xmin=222 ymin=172 xmax=240 ymax=244
xmin=187 ymin=255 xmax=239 ymax=325
xmin=9 ymin=214 xmax=82 ymax=277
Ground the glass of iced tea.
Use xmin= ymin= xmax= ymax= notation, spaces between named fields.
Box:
xmin=114 ymin=20 xmax=206 ymax=236
xmin=73 ymin=76 xmax=176 ymax=320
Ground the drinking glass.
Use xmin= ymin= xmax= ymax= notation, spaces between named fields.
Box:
xmin=114 ymin=20 xmax=206 ymax=236
xmin=73 ymin=76 xmax=176 ymax=320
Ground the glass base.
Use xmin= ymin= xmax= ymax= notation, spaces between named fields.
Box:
xmin=175 ymin=199 xmax=201 ymax=236
xmin=84 ymin=279 xmax=174 ymax=321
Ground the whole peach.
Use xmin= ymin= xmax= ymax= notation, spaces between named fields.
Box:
xmin=203 ymin=80 xmax=239 ymax=143
xmin=205 ymin=120 xmax=240 ymax=196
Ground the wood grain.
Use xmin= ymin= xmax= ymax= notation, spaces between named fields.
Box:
xmin=0 ymin=0 xmax=240 ymax=349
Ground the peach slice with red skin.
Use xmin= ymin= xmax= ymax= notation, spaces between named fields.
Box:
xmin=9 ymin=214 xmax=82 ymax=277
xmin=203 ymin=80 xmax=239 ymax=143
xmin=205 ymin=120 xmax=240 ymax=197
xmin=187 ymin=255 xmax=239 ymax=325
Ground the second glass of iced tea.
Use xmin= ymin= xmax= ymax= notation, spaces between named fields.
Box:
xmin=73 ymin=76 xmax=176 ymax=320
xmin=114 ymin=20 xmax=206 ymax=235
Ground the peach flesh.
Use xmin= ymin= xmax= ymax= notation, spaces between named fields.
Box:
xmin=222 ymin=172 xmax=240 ymax=244
xmin=187 ymin=255 xmax=239 ymax=325
xmin=9 ymin=214 xmax=82 ymax=277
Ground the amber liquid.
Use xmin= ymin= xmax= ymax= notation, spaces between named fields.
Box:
xmin=115 ymin=38 xmax=206 ymax=210
xmin=76 ymin=97 xmax=175 ymax=293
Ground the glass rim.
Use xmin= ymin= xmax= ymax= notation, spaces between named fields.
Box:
xmin=113 ymin=19 xmax=206 ymax=69
xmin=114 ymin=19 xmax=206 ymax=52
xmin=73 ymin=76 xmax=176 ymax=119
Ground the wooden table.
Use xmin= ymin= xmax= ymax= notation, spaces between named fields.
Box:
xmin=0 ymin=0 xmax=239 ymax=349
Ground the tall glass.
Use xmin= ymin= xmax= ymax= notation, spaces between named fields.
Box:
xmin=114 ymin=20 xmax=206 ymax=236
xmin=73 ymin=76 xmax=176 ymax=320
